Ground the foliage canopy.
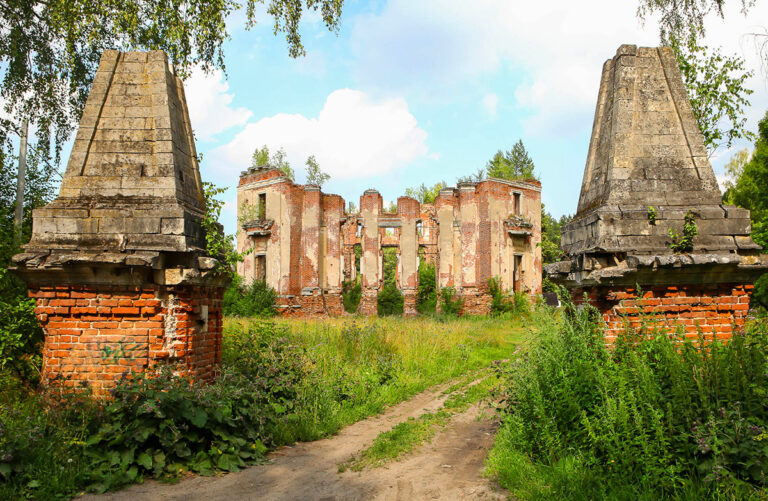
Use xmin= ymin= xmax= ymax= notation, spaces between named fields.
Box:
xmin=0 ymin=0 xmax=344 ymax=160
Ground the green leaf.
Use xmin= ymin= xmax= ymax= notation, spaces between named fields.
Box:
xmin=183 ymin=407 xmax=208 ymax=428
xmin=136 ymin=452 xmax=153 ymax=470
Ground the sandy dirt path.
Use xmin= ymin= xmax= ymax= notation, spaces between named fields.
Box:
xmin=82 ymin=382 xmax=507 ymax=501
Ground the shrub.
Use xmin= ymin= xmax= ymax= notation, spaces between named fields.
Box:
xmin=753 ymin=272 xmax=768 ymax=310
xmin=416 ymin=261 xmax=437 ymax=314
xmin=439 ymin=287 xmax=463 ymax=317
xmin=223 ymin=277 xmax=277 ymax=317
xmin=377 ymin=283 xmax=403 ymax=316
xmin=342 ymin=280 xmax=361 ymax=313
xmin=488 ymin=297 xmax=768 ymax=499
xmin=0 ymin=270 xmax=43 ymax=381
xmin=488 ymin=276 xmax=530 ymax=315
xmin=85 ymin=365 xmax=277 ymax=492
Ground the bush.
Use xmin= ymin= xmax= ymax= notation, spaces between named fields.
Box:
xmin=488 ymin=298 xmax=768 ymax=499
xmin=377 ymin=283 xmax=404 ymax=316
xmin=488 ymin=276 xmax=530 ymax=315
xmin=223 ymin=277 xmax=277 ymax=317
xmin=0 ymin=270 xmax=43 ymax=381
xmin=439 ymin=287 xmax=463 ymax=317
xmin=342 ymin=280 xmax=361 ymax=313
xmin=416 ymin=261 xmax=437 ymax=314
xmin=753 ymin=272 xmax=768 ymax=310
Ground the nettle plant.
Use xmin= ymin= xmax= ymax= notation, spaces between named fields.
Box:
xmin=667 ymin=210 xmax=698 ymax=253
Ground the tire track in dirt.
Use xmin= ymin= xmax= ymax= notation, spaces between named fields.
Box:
xmin=82 ymin=380 xmax=506 ymax=501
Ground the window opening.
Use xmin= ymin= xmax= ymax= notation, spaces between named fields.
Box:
xmin=256 ymin=254 xmax=266 ymax=282
xmin=258 ymin=193 xmax=267 ymax=220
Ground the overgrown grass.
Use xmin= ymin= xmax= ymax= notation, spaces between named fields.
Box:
xmin=257 ymin=315 xmax=524 ymax=442
xmin=0 ymin=314 xmax=525 ymax=499
xmin=486 ymin=302 xmax=768 ymax=500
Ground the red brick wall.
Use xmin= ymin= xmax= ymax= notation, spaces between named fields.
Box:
xmin=30 ymin=284 xmax=224 ymax=394
xmin=573 ymin=283 xmax=753 ymax=344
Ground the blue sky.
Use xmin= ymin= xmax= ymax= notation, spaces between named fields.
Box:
xmin=89 ymin=2 xmax=768 ymax=234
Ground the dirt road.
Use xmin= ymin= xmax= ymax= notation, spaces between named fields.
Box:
xmin=83 ymin=383 xmax=507 ymax=500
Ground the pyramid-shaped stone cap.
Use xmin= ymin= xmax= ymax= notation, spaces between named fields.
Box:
xmin=13 ymin=51 xmax=215 ymax=280
xmin=561 ymin=44 xmax=760 ymax=257
xmin=577 ymin=45 xmax=721 ymax=213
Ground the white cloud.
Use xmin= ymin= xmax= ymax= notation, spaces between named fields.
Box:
xmin=208 ymin=89 xmax=430 ymax=180
xmin=481 ymin=93 xmax=499 ymax=116
xmin=184 ymin=68 xmax=252 ymax=141
xmin=349 ymin=0 xmax=768 ymax=138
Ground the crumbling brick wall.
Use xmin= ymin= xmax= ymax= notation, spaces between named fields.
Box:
xmin=573 ymin=284 xmax=752 ymax=344
xmin=237 ymin=169 xmax=543 ymax=317
xmin=30 ymin=285 xmax=223 ymax=394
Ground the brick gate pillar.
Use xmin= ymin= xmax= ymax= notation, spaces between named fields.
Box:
xmin=547 ymin=45 xmax=767 ymax=342
xmin=11 ymin=50 xmax=229 ymax=394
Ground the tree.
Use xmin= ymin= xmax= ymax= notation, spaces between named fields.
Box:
xmin=305 ymin=155 xmax=330 ymax=187
xmin=637 ymin=0 xmax=757 ymax=155
xmin=540 ymin=205 xmax=573 ymax=266
xmin=0 ymin=0 xmax=344 ymax=161
xmin=722 ymin=148 xmax=752 ymax=197
xmin=486 ymin=140 xmax=537 ymax=181
xmin=672 ymin=34 xmax=754 ymax=153
xmin=725 ymin=110 xmax=768 ymax=249
xmin=457 ymin=168 xmax=486 ymax=184
xmin=347 ymin=201 xmax=357 ymax=213
xmin=0 ymin=145 xmax=56 ymax=379
xmin=251 ymin=145 xmax=295 ymax=181
xmin=404 ymin=181 xmax=446 ymax=204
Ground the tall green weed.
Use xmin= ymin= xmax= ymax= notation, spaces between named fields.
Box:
xmin=488 ymin=297 xmax=768 ymax=500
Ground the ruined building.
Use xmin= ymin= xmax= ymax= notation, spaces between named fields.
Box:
xmin=11 ymin=51 xmax=229 ymax=392
xmin=237 ymin=169 xmax=542 ymax=316
xmin=547 ymin=45 xmax=767 ymax=341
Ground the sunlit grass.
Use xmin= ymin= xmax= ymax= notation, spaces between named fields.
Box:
xmin=224 ymin=314 xmax=526 ymax=443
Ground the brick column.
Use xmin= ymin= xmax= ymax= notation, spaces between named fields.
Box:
xmin=322 ymin=194 xmax=345 ymax=315
xmin=398 ymin=197 xmax=420 ymax=317
xmin=358 ymin=190 xmax=382 ymax=315
xmin=299 ymin=185 xmax=324 ymax=315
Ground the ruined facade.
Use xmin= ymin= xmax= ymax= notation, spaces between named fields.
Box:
xmin=237 ymin=169 xmax=542 ymax=316
xmin=547 ymin=45 xmax=767 ymax=342
xmin=11 ymin=50 xmax=228 ymax=392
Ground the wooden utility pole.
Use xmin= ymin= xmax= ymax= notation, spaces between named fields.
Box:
xmin=14 ymin=118 xmax=29 ymax=246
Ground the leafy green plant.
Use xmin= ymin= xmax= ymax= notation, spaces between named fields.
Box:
xmin=223 ymin=276 xmax=277 ymax=317
xmin=753 ymin=273 xmax=768 ymax=311
xmin=85 ymin=366 xmax=272 ymax=492
xmin=416 ymin=260 xmax=437 ymax=314
xmin=342 ymin=280 xmax=362 ymax=313
xmin=201 ymin=181 xmax=242 ymax=276
xmin=667 ymin=210 xmax=698 ymax=253
xmin=377 ymin=283 xmax=404 ymax=316
xmin=488 ymin=276 xmax=530 ymax=315
xmin=648 ymin=205 xmax=657 ymax=225
xmin=488 ymin=296 xmax=768 ymax=499
xmin=439 ymin=287 xmax=463 ymax=317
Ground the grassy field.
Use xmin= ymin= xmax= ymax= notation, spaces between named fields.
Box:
xmin=233 ymin=315 xmax=526 ymax=443
xmin=0 ymin=314 xmax=527 ymax=499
